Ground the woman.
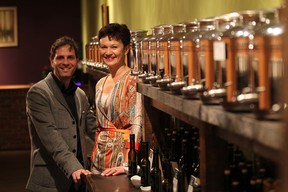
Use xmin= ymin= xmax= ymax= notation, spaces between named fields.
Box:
xmin=90 ymin=23 xmax=143 ymax=176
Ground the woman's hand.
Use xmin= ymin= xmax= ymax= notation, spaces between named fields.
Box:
xmin=101 ymin=166 xmax=126 ymax=176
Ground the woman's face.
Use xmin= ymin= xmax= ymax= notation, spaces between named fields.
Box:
xmin=99 ymin=36 xmax=129 ymax=68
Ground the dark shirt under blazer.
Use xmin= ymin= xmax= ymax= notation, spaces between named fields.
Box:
xmin=26 ymin=72 xmax=96 ymax=192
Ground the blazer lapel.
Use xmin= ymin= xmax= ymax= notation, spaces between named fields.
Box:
xmin=44 ymin=73 xmax=71 ymax=113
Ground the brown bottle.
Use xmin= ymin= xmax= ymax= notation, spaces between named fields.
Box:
xmin=128 ymin=134 xmax=137 ymax=179
xmin=150 ymin=148 xmax=162 ymax=192
xmin=162 ymin=158 xmax=173 ymax=192
xmin=140 ymin=141 xmax=150 ymax=187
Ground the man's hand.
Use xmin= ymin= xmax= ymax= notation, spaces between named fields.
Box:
xmin=72 ymin=169 xmax=91 ymax=183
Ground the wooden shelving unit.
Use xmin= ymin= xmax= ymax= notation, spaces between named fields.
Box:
xmin=137 ymin=82 xmax=285 ymax=192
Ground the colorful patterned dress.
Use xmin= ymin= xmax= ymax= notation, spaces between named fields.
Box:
xmin=90 ymin=70 xmax=142 ymax=172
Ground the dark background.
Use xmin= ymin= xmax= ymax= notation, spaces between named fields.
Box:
xmin=0 ymin=0 xmax=82 ymax=85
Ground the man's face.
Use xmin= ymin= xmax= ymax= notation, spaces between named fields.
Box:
xmin=50 ymin=44 xmax=78 ymax=82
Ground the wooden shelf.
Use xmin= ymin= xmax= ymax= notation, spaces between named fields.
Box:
xmin=138 ymin=83 xmax=284 ymax=157
xmin=137 ymin=82 xmax=285 ymax=191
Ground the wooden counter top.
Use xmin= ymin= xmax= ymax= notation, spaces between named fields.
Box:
xmin=0 ymin=84 xmax=31 ymax=90
xmin=84 ymin=174 xmax=141 ymax=192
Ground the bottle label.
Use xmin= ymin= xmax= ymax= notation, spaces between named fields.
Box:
xmin=140 ymin=164 xmax=150 ymax=186
xmin=149 ymin=148 xmax=153 ymax=168
xmin=173 ymin=168 xmax=179 ymax=192
xmin=173 ymin=177 xmax=178 ymax=192
xmin=187 ymin=185 xmax=193 ymax=192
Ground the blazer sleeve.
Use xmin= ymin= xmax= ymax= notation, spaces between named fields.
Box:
xmin=86 ymin=108 xmax=96 ymax=140
xmin=77 ymin=88 xmax=96 ymax=141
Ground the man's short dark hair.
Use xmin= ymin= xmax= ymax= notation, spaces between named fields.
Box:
xmin=50 ymin=36 xmax=79 ymax=59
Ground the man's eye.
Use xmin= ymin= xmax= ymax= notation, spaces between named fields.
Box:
xmin=68 ymin=56 xmax=76 ymax=60
xmin=56 ymin=56 xmax=64 ymax=60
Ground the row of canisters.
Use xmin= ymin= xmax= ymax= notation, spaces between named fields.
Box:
xmin=84 ymin=7 xmax=287 ymax=121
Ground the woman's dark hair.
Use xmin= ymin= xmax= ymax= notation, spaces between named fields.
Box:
xmin=98 ymin=23 xmax=131 ymax=47
xmin=50 ymin=36 xmax=79 ymax=59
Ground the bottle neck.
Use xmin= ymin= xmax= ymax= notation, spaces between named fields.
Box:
xmin=130 ymin=141 xmax=135 ymax=150
xmin=181 ymin=139 xmax=188 ymax=157
xmin=152 ymin=150 xmax=159 ymax=168
xmin=142 ymin=143 xmax=149 ymax=159
xmin=130 ymin=134 xmax=135 ymax=150
xmin=163 ymin=159 xmax=172 ymax=179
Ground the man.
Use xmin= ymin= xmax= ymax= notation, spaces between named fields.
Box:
xmin=26 ymin=36 xmax=96 ymax=192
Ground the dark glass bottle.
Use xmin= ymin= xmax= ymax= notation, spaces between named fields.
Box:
xmin=162 ymin=158 xmax=173 ymax=192
xmin=140 ymin=141 xmax=150 ymax=187
xmin=231 ymin=181 xmax=241 ymax=192
xmin=150 ymin=148 xmax=162 ymax=192
xmin=191 ymin=145 xmax=200 ymax=178
xmin=249 ymin=178 xmax=257 ymax=192
xmin=177 ymin=168 xmax=188 ymax=192
xmin=164 ymin=128 xmax=172 ymax=159
xmin=165 ymin=132 xmax=172 ymax=159
xmin=184 ymin=130 xmax=193 ymax=178
xmin=128 ymin=134 xmax=137 ymax=179
xmin=224 ymin=168 xmax=232 ymax=192
xmin=169 ymin=130 xmax=178 ymax=162
xmin=240 ymin=166 xmax=250 ymax=192
xmin=179 ymin=138 xmax=189 ymax=182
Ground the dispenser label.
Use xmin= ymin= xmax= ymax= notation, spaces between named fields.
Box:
xmin=213 ymin=41 xmax=226 ymax=61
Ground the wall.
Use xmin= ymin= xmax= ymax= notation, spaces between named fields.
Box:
xmin=81 ymin=0 xmax=284 ymax=59
xmin=0 ymin=0 xmax=82 ymax=85
xmin=0 ymin=0 xmax=82 ymax=150
xmin=0 ymin=0 xmax=284 ymax=83
xmin=0 ymin=84 xmax=90 ymax=150
xmin=0 ymin=86 xmax=30 ymax=150
xmin=0 ymin=0 xmax=283 ymax=83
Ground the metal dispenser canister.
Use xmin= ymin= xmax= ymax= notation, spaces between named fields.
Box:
xmin=253 ymin=8 xmax=286 ymax=120
xmin=129 ymin=30 xmax=148 ymax=76
xmin=222 ymin=10 xmax=262 ymax=112
xmin=92 ymin=36 xmax=101 ymax=64
xmin=181 ymin=19 xmax=215 ymax=99
xmin=88 ymin=36 xmax=97 ymax=62
xmin=84 ymin=39 xmax=91 ymax=63
xmin=145 ymin=25 xmax=165 ymax=86
xmin=179 ymin=21 xmax=199 ymax=90
xmin=155 ymin=25 xmax=173 ymax=90
xmin=83 ymin=36 xmax=108 ymax=72
xmin=83 ymin=36 xmax=97 ymax=66
xmin=166 ymin=23 xmax=187 ymax=94
xmin=200 ymin=13 xmax=241 ymax=104
xmin=138 ymin=32 xmax=153 ymax=83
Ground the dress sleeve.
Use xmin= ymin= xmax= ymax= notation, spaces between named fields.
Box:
xmin=125 ymin=76 xmax=143 ymax=150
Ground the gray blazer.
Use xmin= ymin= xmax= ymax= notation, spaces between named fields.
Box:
xmin=26 ymin=73 xmax=96 ymax=192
